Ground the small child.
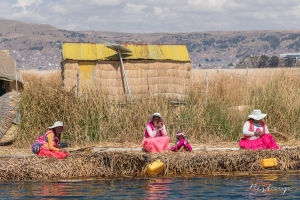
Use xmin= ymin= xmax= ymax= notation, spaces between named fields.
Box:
xmin=170 ymin=131 xmax=192 ymax=152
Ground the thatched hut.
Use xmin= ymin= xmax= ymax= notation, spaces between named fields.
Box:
xmin=0 ymin=51 xmax=23 ymax=142
xmin=61 ymin=42 xmax=191 ymax=99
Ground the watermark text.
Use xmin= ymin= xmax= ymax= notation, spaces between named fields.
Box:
xmin=250 ymin=184 xmax=293 ymax=195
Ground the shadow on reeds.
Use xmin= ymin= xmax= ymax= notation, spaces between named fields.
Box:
xmin=15 ymin=69 xmax=300 ymax=147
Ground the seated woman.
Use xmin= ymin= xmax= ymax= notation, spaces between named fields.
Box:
xmin=239 ymin=109 xmax=279 ymax=150
xmin=170 ymin=131 xmax=192 ymax=152
xmin=31 ymin=121 xmax=69 ymax=159
xmin=142 ymin=113 xmax=170 ymax=153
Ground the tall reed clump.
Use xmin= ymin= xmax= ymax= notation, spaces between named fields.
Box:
xmin=15 ymin=68 xmax=300 ymax=147
xmin=247 ymin=71 xmax=300 ymax=139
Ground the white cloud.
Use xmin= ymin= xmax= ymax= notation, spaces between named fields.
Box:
xmin=89 ymin=0 xmax=122 ymax=6
xmin=145 ymin=0 xmax=185 ymax=7
xmin=10 ymin=9 xmax=48 ymax=22
xmin=12 ymin=0 xmax=43 ymax=9
xmin=85 ymin=16 xmax=109 ymax=26
xmin=0 ymin=2 xmax=11 ymax=16
xmin=0 ymin=0 xmax=300 ymax=32
xmin=65 ymin=23 xmax=79 ymax=30
xmin=288 ymin=4 xmax=300 ymax=19
xmin=153 ymin=7 xmax=162 ymax=15
xmin=152 ymin=7 xmax=177 ymax=21
xmin=122 ymin=3 xmax=148 ymax=14
xmin=0 ymin=1 xmax=10 ymax=7
xmin=50 ymin=4 xmax=66 ymax=15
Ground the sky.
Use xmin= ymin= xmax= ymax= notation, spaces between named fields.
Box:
xmin=1 ymin=0 xmax=300 ymax=33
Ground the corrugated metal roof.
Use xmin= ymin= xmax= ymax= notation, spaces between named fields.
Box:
xmin=62 ymin=43 xmax=190 ymax=62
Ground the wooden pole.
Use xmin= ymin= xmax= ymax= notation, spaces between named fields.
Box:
xmin=14 ymin=61 xmax=18 ymax=91
xmin=245 ymin=58 xmax=249 ymax=84
xmin=206 ymin=72 xmax=208 ymax=102
xmin=118 ymin=50 xmax=133 ymax=105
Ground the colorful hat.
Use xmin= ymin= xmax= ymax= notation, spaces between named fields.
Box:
xmin=247 ymin=109 xmax=267 ymax=120
xmin=149 ymin=112 xmax=164 ymax=122
xmin=176 ymin=130 xmax=186 ymax=139
xmin=48 ymin=121 xmax=68 ymax=132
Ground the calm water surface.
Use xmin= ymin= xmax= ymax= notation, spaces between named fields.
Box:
xmin=0 ymin=175 xmax=299 ymax=199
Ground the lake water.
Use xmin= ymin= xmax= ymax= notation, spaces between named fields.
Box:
xmin=0 ymin=174 xmax=299 ymax=199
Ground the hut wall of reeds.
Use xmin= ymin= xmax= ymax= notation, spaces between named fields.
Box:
xmin=0 ymin=51 xmax=24 ymax=141
xmin=61 ymin=43 xmax=191 ymax=99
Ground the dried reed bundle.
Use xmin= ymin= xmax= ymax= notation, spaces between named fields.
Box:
xmin=0 ymin=92 xmax=22 ymax=140
xmin=1 ymin=149 xmax=300 ymax=181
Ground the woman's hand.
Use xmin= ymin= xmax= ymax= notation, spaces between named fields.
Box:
xmin=254 ymin=131 xmax=261 ymax=137
xmin=260 ymin=131 xmax=265 ymax=136
xmin=153 ymin=121 xmax=159 ymax=129
xmin=158 ymin=122 xmax=164 ymax=129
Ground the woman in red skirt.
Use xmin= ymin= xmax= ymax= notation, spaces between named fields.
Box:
xmin=32 ymin=121 xmax=69 ymax=159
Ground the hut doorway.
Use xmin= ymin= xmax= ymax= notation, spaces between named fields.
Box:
xmin=0 ymin=79 xmax=22 ymax=97
xmin=78 ymin=61 xmax=95 ymax=92
xmin=0 ymin=79 xmax=5 ymax=96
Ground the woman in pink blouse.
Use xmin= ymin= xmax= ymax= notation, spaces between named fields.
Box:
xmin=142 ymin=113 xmax=170 ymax=153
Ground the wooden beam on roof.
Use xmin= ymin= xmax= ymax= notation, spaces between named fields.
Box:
xmin=106 ymin=44 xmax=132 ymax=53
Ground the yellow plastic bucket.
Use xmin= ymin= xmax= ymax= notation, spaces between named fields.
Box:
xmin=147 ymin=160 xmax=164 ymax=175
xmin=261 ymin=158 xmax=278 ymax=168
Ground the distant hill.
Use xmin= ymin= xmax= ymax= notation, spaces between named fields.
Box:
xmin=1 ymin=18 xmax=300 ymax=70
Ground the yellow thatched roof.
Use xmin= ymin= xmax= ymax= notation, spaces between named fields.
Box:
xmin=62 ymin=43 xmax=190 ymax=62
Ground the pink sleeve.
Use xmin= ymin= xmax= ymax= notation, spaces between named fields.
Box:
xmin=176 ymin=139 xmax=185 ymax=148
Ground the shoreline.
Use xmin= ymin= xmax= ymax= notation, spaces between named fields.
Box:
xmin=0 ymin=144 xmax=299 ymax=158
xmin=1 ymin=140 xmax=299 ymax=154
xmin=1 ymin=148 xmax=300 ymax=181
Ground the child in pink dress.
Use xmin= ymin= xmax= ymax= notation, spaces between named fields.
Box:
xmin=142 ymin=113 xmax=170 ymax=153
xmin=170 ymin=131 xmax=192 ymax=152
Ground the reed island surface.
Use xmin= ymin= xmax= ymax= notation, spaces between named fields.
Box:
xmin=1 ymin=141 xmax=300 ymax=181
xmin=2 ymin=68 xmax=300 ymax=180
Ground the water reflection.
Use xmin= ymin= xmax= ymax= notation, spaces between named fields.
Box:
xmin=0 ymin=175 xmax=299 ymax=199
xmin=39 ymin=182 xmax=68 ymax=197
xmin=145 ymin=179 xmax=171 ymax=199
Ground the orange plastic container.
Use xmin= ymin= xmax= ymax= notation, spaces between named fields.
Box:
xmin=147 ymin=160 xmax=164 ymax=175
xmin=261 ymin=158 xmax=278 ymax=168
